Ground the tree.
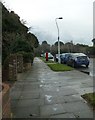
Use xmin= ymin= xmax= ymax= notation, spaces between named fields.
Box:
xmin=64 ymin=41 xmax=74 ymax=52
xmin=42 ymin=41 xmax=48 ymax=45
xmin=26 ymin=33 xmax=39 ymax=48
xmin=92 ymin=38 xmax=95 ymax=46
xmin=2 ymin=3 xmax=39 ymax=64
xmin=50 ymin=45 xmax=57 ymax=55
xmin=41 ymin=41 xmax=50 ymax=53
xmin=54 ymin=41 xmax=64 ymax=46
xmin=10 ymin=39 xmax=33 ymax=53
xmin=34 ymin=44 xmax=42 ymax=57
xmin=86 ymin=46 xmax=95 ymax=56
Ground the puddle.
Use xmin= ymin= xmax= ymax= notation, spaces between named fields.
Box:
xmin=40 ymin=85 xmax=43 ymax=87
xmin=54 ymin=82 xmax=57 ymax=84
xmin=57 ymin=88 xmax=59 ymax=92
xmin=41 ymin=80 xmax=44 ymax=83
xmin=72 ymin=94 xmax=83 ymax=99
xmin=45 ymin=95 xmax=52 ymax=102
xmin=29 ymin=114 xmax=37 ymax=117
xmin=90 ymin=72 xmax=95 ymax=77
xmin=53 ymin=107 xmax=57 ymax=111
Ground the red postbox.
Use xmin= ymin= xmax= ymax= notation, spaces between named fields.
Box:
xmin=46 ymin=52 xmax=48 ymax=61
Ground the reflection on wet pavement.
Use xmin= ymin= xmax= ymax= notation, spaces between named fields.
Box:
xmin=45 ymin=95 xmax=52 ymax=103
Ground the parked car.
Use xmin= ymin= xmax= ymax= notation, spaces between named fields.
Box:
xmin=44 ymin=53 xmax=54 ymax=59
xmin=48 ymin=53 xmax=54 ymax=59
xmin=54 ymin=54 xmax=58 ymax=62
xmin=67 ymin=53 xmax=90 ymax=68
xmin=40 ymin=54 xmax=44 ymax=57
xmin=54 ymin=54 xmax=62 ymax=62
xmin=60 ymin=53 xmax=72 ymax=64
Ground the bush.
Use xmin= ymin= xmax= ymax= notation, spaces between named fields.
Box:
xmin=10 ymin=39 xmax=34 ymax=53
xmin=3 ymin=55 xmax=10 ymax=69
xmin=17 ymin=51 xmax=34 ymax=63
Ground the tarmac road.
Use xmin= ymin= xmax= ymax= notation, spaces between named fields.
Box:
xmin=76 ymin=58 xmax=94 ymax=77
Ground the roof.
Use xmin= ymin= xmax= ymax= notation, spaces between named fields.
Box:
xmin=73 ymin=53 xmax=87 ymax=57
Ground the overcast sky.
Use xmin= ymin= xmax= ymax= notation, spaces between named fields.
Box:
xmin=2 ymin=0 xmax=94 ymax=45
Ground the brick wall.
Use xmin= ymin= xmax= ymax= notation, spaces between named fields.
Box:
xmin=2 ymin=83 xmax=11 ymax=118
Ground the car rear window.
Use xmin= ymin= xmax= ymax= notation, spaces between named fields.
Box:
xmin=77 ymin=56 xmax=87 ymax=59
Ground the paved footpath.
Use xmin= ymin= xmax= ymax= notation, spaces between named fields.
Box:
xmin=10 ymin=57 xmax=94 ymax=118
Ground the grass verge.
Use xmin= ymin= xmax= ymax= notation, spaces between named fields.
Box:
xmin=81 ymin=92 xmax=95 ymax=109
xmin=40 ymin=57 xmax=74 ymax=71
xmin=47 ymin=63 xmax=74 ymax=71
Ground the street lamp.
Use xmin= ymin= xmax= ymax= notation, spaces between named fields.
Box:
xmin=55 ymin=17 xmax=63 ymax=63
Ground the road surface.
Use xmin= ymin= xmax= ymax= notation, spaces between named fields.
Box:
xmin=76 ymin=58 xmax=94 ymax=77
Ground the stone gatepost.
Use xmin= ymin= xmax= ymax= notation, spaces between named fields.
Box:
xmin=23 ymin=63 xmax=32 ymax=71
xmin=9 ymin=54 xmax=17 ymax=81
xmin=17 ymin=54 xmax=23 ymax=73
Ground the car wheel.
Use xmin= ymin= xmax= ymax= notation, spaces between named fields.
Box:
xmin=72 ymin=61 xmax=77 ymax=68
xmin=86 ymin=64 xmax=89 ymax=68
xmin=72 ymin=62 xmax=74 ymax=67
xmin=67 ymin=61 xmax=70 ymax=66
xmin=57 ymin=59 xmax=58 ymax=62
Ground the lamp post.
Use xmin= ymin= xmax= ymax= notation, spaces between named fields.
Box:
xmin=55 ymin=17 xmax=63 ymax=63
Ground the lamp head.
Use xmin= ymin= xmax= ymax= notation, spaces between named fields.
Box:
xmin=58 ymin=17 xmax=63 ymax=19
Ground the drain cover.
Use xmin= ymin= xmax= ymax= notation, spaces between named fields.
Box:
xmin=29 ymin=114 xmax=37 ymax=117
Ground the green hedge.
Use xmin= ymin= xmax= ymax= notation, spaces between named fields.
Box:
xmin=17 ymin=51 xmax=34 ymax=63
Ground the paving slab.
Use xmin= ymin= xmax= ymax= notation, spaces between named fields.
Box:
xmin=12 ymin=106 xmax=40 ymax=118
xmin=17 ymin=98 xmax=44 ymax=107
xmin=63 ymin=95 xmax=84 ymax=103
xmin=50 ymin=113 xmax=76 ymax=118
xmin=10 ymin=91 xmax=22 ymax=100
xmin=40 ymin=104 xmax=66 ymax=117
xmin=19 ymin=91 xmax=40 ymax=99
xmin=10 ymin=100 xmax=19 ymax=108
xmin=23 ymin=85 xmax=39 ymax=91
xmin=10 ymin=83 xmax=23 ymax=91
xmin=74 ymin=110 xmax=93 ymax=118
xmin=62 ymin=101 xmax=93 ymax=117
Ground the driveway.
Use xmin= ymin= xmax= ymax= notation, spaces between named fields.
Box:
xmin=10 ymin=57 xmax=93 ymax=118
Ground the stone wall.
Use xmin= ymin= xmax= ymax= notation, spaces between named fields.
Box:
xmin=23 ymin=63 xmax=32 ymax=71
xmin=3 ymin=53 xmax=32 ymax=81
xmin=9 ymin=54 xmax=17 ymax=81
xmin=17 ymin=54 xmax=23 ymax=73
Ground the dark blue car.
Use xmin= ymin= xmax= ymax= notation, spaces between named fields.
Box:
xmin=60 ymin=53 xmax=72 ymax=64
xmin=67 ymin=53 xmax=90 ymax=68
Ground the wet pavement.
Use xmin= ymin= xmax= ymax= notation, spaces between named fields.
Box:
xmin=10 ymin=57 xmax=94 ymax=118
